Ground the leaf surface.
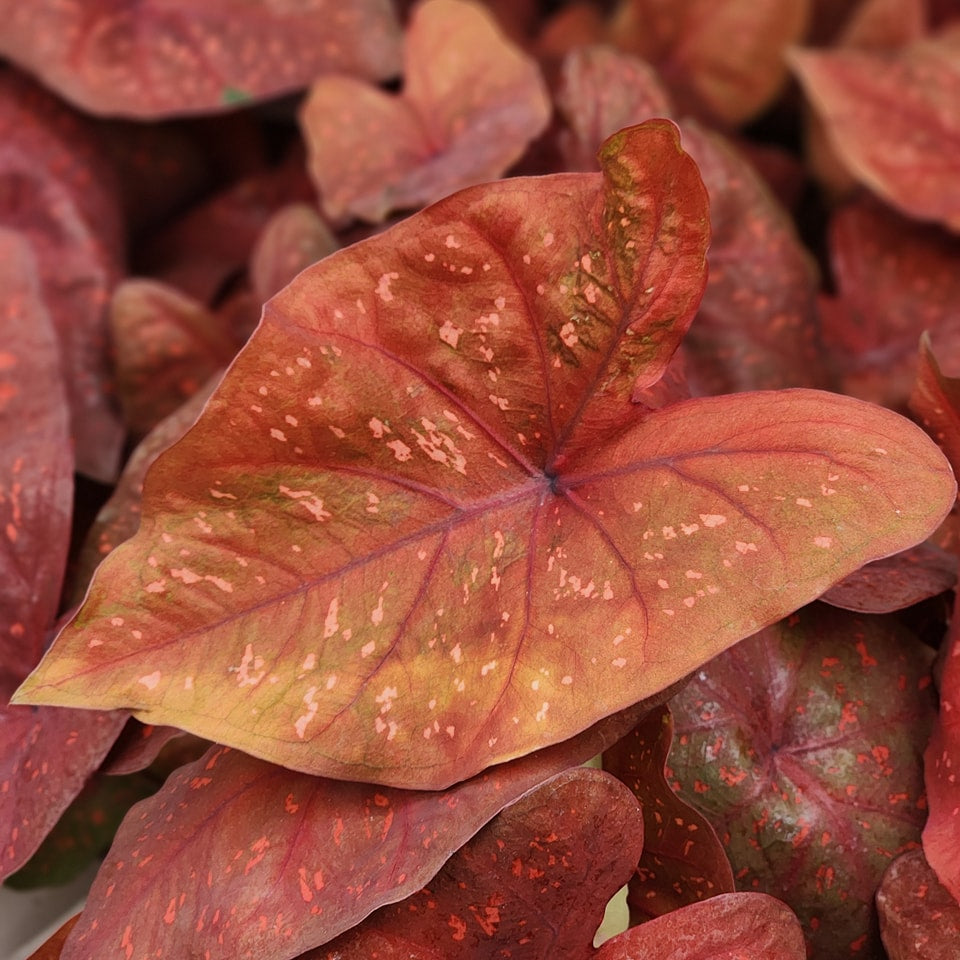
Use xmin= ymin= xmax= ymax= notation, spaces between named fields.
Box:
xmin=301 ymin=0 xmax=550 ymax=222
xmin=790 ymin=28 xmax=960 ymax=231
xmin=16 ymin=121 xmax=955 ymax=790
xmin=603 ymin=703 xmax=734 ymax=923
xmin=666 ymin=604 xmax=937 ymax=959
xmin=0 ymin=0 xmax=402 ymax=118
xmin=595 ymin=892 xmax=806 ymax=959
xmin=61 ymin=703 xmax=650 ymax=960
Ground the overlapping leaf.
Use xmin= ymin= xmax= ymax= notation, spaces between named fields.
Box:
xmin=790 ymin=26 xmax=960 ymax=231
xmin=301 ymin=0 xmax=551 ymax=222
xmin=0 ymin=0 xmax=402 ymax=118
xmin=60 ymin=704 xmax=649 ymax=960
xmin=603 ymin=703 xmax=735 ymax=923
xmin=15 ymin=121 xmax=956 ymax=790
xmin=666 ymin=604 xmax=937 ymax=959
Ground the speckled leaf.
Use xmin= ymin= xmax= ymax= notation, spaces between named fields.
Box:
xmin=877 ymin=849 xmax=960 ymax=958
xmin=0 ymin=71 xmax=124 ymax=481
xmin=820 ymin=543 xmax=957 ymax=614
xmin=111 ymin=279 xmax=238 ymax=437
xmin=60 ymin=703 xmax=650 ymax=960
xmin=301 ymin=0 xmax=550 ymax=222
xmin=923 ymin=591 xmax=960 ymax=902
xmin=249 ymin=204 xmax=340 ymax=306
xmin=0 ymin=0 xmax=402 ymax=118
xmin=594 ymin=892 xmax=806 ymax=960
xmin=303 ymin=930 xmax=441 ymax=960
xmin=910 ymin=331 xmax=960 ymax=481
xmin=603 ymin=703 xmax=735 ymax=923
xmin=0 ymin=231 xmax=72 ymax=671
xmin=16 ymin=120 xmax=956 ymax=789
xmin=320 ymin=768 xmax=644 ymax=960
xmin=790 ymin=28 xmax=960 ymax=231
xmin=666 ymin=604 xmax=937 ymax=960
xmin=822 ymin=198 xmax=960 ymax=410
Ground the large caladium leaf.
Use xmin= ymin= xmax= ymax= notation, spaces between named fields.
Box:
xmin=60 ymin=703 xmax=649 ymax=960
xmin=0 ymin=0 xmax=402 ymax=118
xmin=666 ymin=604 xmax=937 ymax=959
xmin=790 ymin=26 xmax=960 ymax=232
xmin=301 ymin=0 xmax=551 ymax=223
xmin=15 ymin=121 xmax=955 ymax=790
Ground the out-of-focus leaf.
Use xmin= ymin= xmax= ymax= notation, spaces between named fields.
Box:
xmin=0 ymin=71 xmax=124 ymax=481
xmin=603 ymin=703 xmax=734 ymax=923
xmin=249 ymin=203 xmax=340 ymax=305
xmin=0 ymin=0 xmax=402 ymax=118
xmin=301 ymin=0 xmax=550 ymax=222
xmin=60 ymin=702 xmax=651 ymax=960
xmin=910 ymin=331 xmax=960 ymax=481
xmin=819 ymin=543 xmax=957 ymax=614
xmin=790 ymin=27 xmax=960 ymax=232
xmin=838 ymin=0 xmax=926 ymax=49
xmin=327 ymin=768 xmax=644 ymax=960
xmin=594 ymin=892 xmax=806 ymax=959
xmin=877 ymin=848 xmax=960 ymax=958
xmin=15 ymin=121 xmax=956 ymax=790
xmin=666 ymin=604 xmax=937 ymax=959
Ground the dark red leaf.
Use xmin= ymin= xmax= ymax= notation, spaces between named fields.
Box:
xmin=819 ymin=543 xmax=957 ymax=614
xmin=343 ymin=768 xmax=644 ymax=960
xmin=666 ymin=604 xmax=937 ymax=959
xmin=302 ymin=930 xmax=442 ymax=960
xmin=877 ymin=848 xmax=960 ymax=958
xmin=0 ymin=0 xmax=402 ymax=118
xmin=790 ymin=27 xmax=960 ymax=231
xmin=0 ymin=71 xmax=124 ymax=481
xmin=0 ymin=230 xmax=72 ymax=672
xmin=822 ymin=198 xmax=960 ymax=410
xmin=60 ymin=702 xmax=651 ymax=960
xmin=595 ymin=892 xmax=806 ymax=960
xmin=99 ymin=721 xmax=202 ymax=778
xmin=837 ymin=0 xmax=926 ymax=50
xmin=301 ymin=0 xmax=551 ymax=222
xmin=603 ymin=703 xmax=735 ymax=923
xmin=15 ymin=121 xmax=955 ymax=790
xmin=910 ymin=330 xmax=960 ymax=481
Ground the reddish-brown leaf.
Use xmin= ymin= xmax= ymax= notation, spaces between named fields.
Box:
xmin=877 ymin=849 xmax=960 ymax=958
xmin=923 ymin=591 xmax=960 ymax=903
xmin=301 ymin=0 xmax=550 ymax=222
xmin=603 ymin=703 xmax=735 ymax=923
xmin=822 ymin=198 xmax=960 ymax=410
xmin=0 ymin=231 xmax=72 ymax=672
xmin=595 ymin=892 xmax=806 ymax=960
xmin=25 ymin=915 xmax=81 ymax=960
xmin=910 ymin=331 xmax=960 ymax=480
xmin=819 ymin=543 xmax=957 ymax=614
xmin=99 ymin=722 xmax=194 ymax=777
xmin=666 ymin=604 xmax=937 ymax=959
xmin=838 ymin=0 xmax=926 ymax=50
xmin=790 ymin=27 xmax=960 ymax=231
xmin=110 ymin=279 xmax=239 ymax=438
xmin=15 ymin=121 xmax=955 ymax=790
xmin=0 ymin=0 xmax=402 ymax=118
xmin=0 ymin=71 xmax=124 ymax=481
xmin=302 ymin=930 xmax=442 ymax=960
xmin=331 ymin=768 xmax=644 ymax=960
xmin=60 ymin=703 xmax=650 ymax=960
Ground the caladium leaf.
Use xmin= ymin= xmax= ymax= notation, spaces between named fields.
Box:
xmin=60 ymin=702 xmax=650 ymax=960
xmin=790 ymin=27 xmax=960 ymax=232
xmin=321 ymin=768 xmax=644 ymax=960
xmin=910 ymin=331 xmax=960 ymax=482
xmin=877 ymin=849 xmax=960 ymax=958
xmin=666 ymin=604 xmax=937 ymax=960
xmin=99 ymin=721 xmax=194 ymax=777
xmin=819 ymin=543 xmax=957 ymax=614
xmin=301 ymin=0 xmax=551 ymax=223
xmin=594 ymin=892 xmax=806 ymax=960
xmin=822 ymin=198 xmax=960 ymax=410
xmin=15 ymin=120 xmax=956 ymax=790
xmin=0 ymin=71 xmax=124 ymax=481
xmin=302 ymin=930 xmax=441 ymax=960
xmin=0 ymin=0 xmax=402 ymax=118
xmin=603 ymin=703 xmax=735 ymax=923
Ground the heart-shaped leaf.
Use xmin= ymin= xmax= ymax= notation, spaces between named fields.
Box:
xmin=60 ymin=703 xmax=649 ymax=960
xmin=665 ymin=604 xmax=937 ymax=959
xmin=15 ymin=121 xmax=955 ymax=790
xmin=0 ymin=0 xmax=402 ymax=118
xmin=603 ymin=703 xmax=735 ymax=923
xmin=301 ymin=0 xmax=551 ymax=222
